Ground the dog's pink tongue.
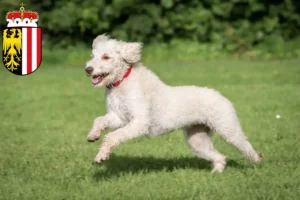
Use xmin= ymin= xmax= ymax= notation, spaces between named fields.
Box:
xmin=92 ymin=76 xmax=101 ymax=85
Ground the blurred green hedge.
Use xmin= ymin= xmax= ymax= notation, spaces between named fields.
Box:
xmin=1 ymin=0 xmax=300 ymax=53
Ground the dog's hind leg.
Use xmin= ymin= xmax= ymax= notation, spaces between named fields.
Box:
xmin=213 ymin=117 xmax=263 ymax=164
xmin=184 ymin=125 xmax=227 ymax=173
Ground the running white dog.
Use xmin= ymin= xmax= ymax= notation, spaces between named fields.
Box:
xmin=85 ymin=34 xmax=263 ymax=172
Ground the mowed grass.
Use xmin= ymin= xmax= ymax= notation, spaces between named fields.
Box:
xmin=1 ymin=59 xmax=300 ymax=200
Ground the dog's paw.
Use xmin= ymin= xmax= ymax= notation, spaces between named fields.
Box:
xmin=93 ymin=152 xmax=110 ymax=164
xmin=253 ymin=152 xmax=264 ymax=164
xmin=87 ymin=132 xmax=100 ymax=142
xmin=211 ymin=165 xmax=225 ymax=173
xmin=211 ymin=159 xmax=226 ymax=173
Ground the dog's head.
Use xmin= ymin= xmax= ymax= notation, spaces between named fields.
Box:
xmin=85 ymin=34 xmax=142 ymax=88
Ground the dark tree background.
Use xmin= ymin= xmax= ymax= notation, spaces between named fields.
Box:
xmin=1 ymin=0 xmax=299 ymax=52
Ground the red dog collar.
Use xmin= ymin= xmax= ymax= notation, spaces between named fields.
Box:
xmin=107 ymin=67 xmax=132 ymax=89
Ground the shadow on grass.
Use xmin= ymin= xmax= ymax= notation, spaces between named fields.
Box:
xmin=92 ymin=154 xmax=243 ymax=181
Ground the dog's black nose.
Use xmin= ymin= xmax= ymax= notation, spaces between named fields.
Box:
xmin=85 ymin=67 xmax=94 ymax=75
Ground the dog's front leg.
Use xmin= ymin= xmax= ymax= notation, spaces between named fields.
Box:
xmin=93 ymin=120 xmax=149 ymax=163
xmin=87 ymin=112 xmax=123 ymax=142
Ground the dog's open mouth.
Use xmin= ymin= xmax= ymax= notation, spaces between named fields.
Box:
xmin=92 ymin=73 xmax=109 ymax=85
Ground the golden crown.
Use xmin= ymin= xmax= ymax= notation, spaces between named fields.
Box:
xmin=6 ymin=3 xmax=39 ymax=27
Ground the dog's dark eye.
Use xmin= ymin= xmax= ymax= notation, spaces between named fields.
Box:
xmin=102 ymin=54 xmax=110 ymax=60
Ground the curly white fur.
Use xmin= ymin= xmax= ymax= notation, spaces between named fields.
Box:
xmin=85 ymin=34 xmax=263 ymax=173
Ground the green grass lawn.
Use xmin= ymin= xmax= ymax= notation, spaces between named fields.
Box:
xmin=1 ymin=59 xmax=300 ymax=200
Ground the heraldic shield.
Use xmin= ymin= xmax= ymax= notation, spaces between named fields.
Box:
xmin=2 ymin=3 xmax=42 ymax=76
xmin=3 ymin=28 xmax=42 ymax=75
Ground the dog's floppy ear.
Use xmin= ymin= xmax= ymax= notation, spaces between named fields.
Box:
xmin=117 ymin=42 xmax=143 ymax=64
xmin=92 ymin=34 xmax=110 ymax=48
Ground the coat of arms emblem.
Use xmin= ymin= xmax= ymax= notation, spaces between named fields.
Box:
xmin=2 ymin=3 xmax=42 ymax=76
